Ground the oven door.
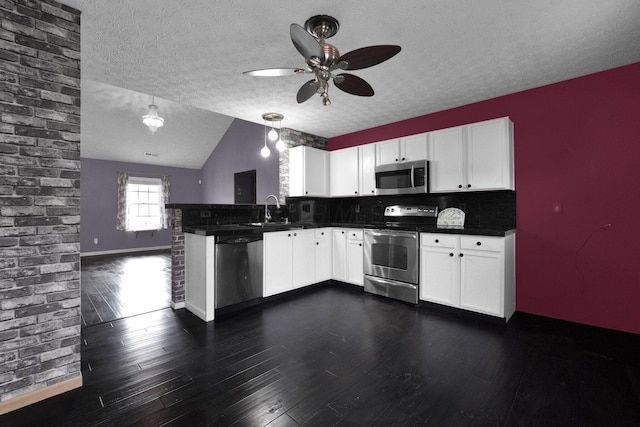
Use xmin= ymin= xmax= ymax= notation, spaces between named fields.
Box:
xmin=363 ymin=229 xmax=419 ymax=284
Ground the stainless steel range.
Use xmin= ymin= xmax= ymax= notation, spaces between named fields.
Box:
xmin=363 ymin=205 xmax=437 ymax=304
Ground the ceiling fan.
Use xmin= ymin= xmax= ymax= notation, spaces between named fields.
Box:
xmin=243 ymin=15 xmax=401 ymax=106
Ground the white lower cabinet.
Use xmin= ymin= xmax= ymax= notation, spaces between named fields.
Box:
xmin=346 ymin=230 xmax=364 ymax=286
xmin=332 ymin=228 xmax=363 ymax=286
xmin=291 ymin=229 xmax=316 ymax=289
xmin=263 ymin=230 xmax=294 ymax=297
xmin=314 ymin=228 xmax=332 ymax=282
xmin=419 ymin=234 xmax=459 ymax=308
xmin=420 ymin=232 xmax=515 ymax=320
xmin=264 ymin=228 xmax=331 ymax=297
xmin=185 ymin=233 xmax=215 ymax=321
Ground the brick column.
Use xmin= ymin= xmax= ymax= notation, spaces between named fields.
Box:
xmin=169 ymin=208 xmax=185 ymax=307
xmin=0 ymin=0 xmax=82 ymax=409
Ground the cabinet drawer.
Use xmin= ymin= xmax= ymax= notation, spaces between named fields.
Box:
xmin=420 ymin=234 xmax=457 ymax=248
xmin=348 ymin=229 xmax=363 ymax=240
xmin=460 ymin=236 xmax=503 ymax=252
xmin=315 ymin=228 xmax=329 ymax=239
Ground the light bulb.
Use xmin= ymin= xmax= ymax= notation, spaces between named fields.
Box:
xmin=260 ymin=145 xmax=270 ymax=158
xmin=267 ymin=128 xmax=278 ymax=142
xmin=275 ymin=139 xmax=286 ymax=152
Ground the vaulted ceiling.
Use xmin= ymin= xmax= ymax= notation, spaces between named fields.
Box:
xmin=64 ymin=0 xmax=640 ymax=169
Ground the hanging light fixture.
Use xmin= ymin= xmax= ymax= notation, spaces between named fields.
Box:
xmin=261 ymin=122 xmax=270 ymax=158
xmin=142 ymin=95 xmax=164 ymax=133
xmin=261 ymin=112 xmax=285 ymax=157
xmin=275 ymin=115 xmax=286 ymax=152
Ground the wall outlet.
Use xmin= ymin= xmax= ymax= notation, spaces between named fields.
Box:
xmin=93 ymin=237 xmax=99 ymax=245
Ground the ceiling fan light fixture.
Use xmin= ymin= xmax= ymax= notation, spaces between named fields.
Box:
xmin=142 ymin=96 xmax=164 ymax=133
xmin=243 ymin=15 xmax=401 ymax=106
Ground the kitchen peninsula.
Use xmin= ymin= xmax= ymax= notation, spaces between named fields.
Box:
xmin=166 ymin=188 xmax=516 ymax=322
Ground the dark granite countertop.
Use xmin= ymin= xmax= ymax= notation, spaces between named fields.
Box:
xmin=183 ymin=222 xmax=515 ymax=237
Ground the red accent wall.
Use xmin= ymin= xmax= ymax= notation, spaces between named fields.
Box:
xmin=329 ymin=62 xmax=640 ymax=335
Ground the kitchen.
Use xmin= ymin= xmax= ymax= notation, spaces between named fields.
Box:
xmin=1 ymin=0 xmax=640 ymax=424
xmin=173 ymin=116 xmax=516 ymax=323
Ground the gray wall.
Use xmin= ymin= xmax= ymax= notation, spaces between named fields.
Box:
xmin=79 ymin=158 xmax=201 ymax=254
xmin=200 ymin=119 xmax=280 ymax=204
xmin=0 ymin=0 xmax=82 ymax=406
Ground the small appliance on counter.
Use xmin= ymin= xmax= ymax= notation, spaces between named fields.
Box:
xmin=436 ymin=207 xmax=465 ymax=229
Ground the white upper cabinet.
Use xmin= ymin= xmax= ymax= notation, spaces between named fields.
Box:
xmin=358 ymin=144 xmax=377 ymax=197
xmin=375 ymin=133 xmax=429 ymax=165
xmin=466 ymin=118 xmax=514 ymax=191
xmin=289 ymin=146 xmax=329 ymax=197
xmin=430 ymin=126 xmax=465 ymax=192
xmin=430 ymin=117 xmax=514 ymax=193
xmin=330 ymin=147 xmax=359 ymax=197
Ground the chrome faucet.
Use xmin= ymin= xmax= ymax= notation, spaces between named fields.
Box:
xmin=264 ymin=194 xmax=280 ymax=223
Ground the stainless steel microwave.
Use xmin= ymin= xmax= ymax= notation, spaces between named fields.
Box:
xmin=374 ymin=160 xmax=429 ymax=195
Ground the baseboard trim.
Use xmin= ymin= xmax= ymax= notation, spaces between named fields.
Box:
xmin=0 ymin=375 xmax=83 ymax=415
xmin=81 ymin=245 xmax=171 ymax=257
xmin=171 ymin=301 xmax=185 ymax=310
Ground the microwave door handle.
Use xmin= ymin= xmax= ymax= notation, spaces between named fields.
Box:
xmin=410 ymin=165 xmax=415 ymax=188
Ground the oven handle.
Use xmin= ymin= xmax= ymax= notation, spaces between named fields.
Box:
xmin=366 ymin=276 xmax=418 ymax=289
xmin=366 ymin=230 xmax=418 ymax=239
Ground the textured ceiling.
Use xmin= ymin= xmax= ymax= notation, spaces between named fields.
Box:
xmin=64 ymin=0 xmax=640 ymax=169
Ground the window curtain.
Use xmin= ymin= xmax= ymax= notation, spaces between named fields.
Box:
xmin=159 ymin=175 xmax=170 ymax=230
xmin=116 ymin=172 xmax=129 ymax=231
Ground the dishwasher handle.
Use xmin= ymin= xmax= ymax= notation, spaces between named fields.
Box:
xmin=216 ymin=235 xmax=263 ymax=245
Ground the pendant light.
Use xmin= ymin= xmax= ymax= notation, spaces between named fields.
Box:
xmin=261 ymin=122 xmax=270 ymax=158
xmin=261 ymin=112 xmax=285 ymax=157
xmin=142 ymin=95 xmax=164 ymax=133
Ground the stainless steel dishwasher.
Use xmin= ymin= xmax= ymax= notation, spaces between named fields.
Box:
xmin=214 ymin=234 xmax=263 ymax=309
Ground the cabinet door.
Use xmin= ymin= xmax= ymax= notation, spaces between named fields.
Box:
xmin=359 ymin=144 xmax=376 ymax=196
xmin=292 ymin=229 xmax=316 ymax=288
xmin=303 ymin=147 xmax=329 ymax=196
xmin=466 ymin=118 xmax=514 ymax=191
xmin=430 ymin=125 xmax=465 ymax=192
xmin=375 ymin=139 xmax=401 ymax=165
xmin=420 ymin=246 xmax=459 ymax=307
xmin=347 ymin=234 xmax=363 ymax=286
xmin=314 ymin=229 xmax=332 ymax=282
xmin=401 ymin=133 xmax=429 ymax=162
xmin=332 ymin=229 xmax=348 ymax=282
xmin=288 ymin=146 xmax=304 ymax=197
xmin=330 ymin=147 xmax=359 ymax=197
xmin=263 ymin=231 xmax=293 ymax=297
xmin=459 ymin=249 xmax=503 ymax=317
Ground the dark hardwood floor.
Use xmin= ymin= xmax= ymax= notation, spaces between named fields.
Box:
xmin=3 ymin=284 xmax=640 ymax=426
xmin=80 ymin=250 xmax=171 ymax=327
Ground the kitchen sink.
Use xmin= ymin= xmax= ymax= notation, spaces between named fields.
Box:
xmin=243 ymin=222 xmax=303 ymax=229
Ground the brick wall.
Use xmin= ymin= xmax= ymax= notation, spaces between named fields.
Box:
xmin=0 ymin=0 xmax=81 ymax=404
xmin=168 ymin=208 xmax=185 ymax=306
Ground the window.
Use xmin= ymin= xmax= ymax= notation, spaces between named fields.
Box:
xmin=116 ymin=173 xmax=170 ymax=232
xmin=127 ymin=177 xmax=162 ymax=231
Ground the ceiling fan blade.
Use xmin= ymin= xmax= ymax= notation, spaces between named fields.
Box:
xmin=243 ymin=68 xmax=309 ymax=77
xmin=334 ymin=73 xmax=374 ymax=96
xmin=297 ymin=79 xmax=318 ymax=103
xmin=339 ymin=45 xmax=401 ymax=70
xmin=290 ymin=23 xmax=323 ymax=60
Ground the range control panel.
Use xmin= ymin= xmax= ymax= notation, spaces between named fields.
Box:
xmin=384 ymin=205 xmax=438 ymax=217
